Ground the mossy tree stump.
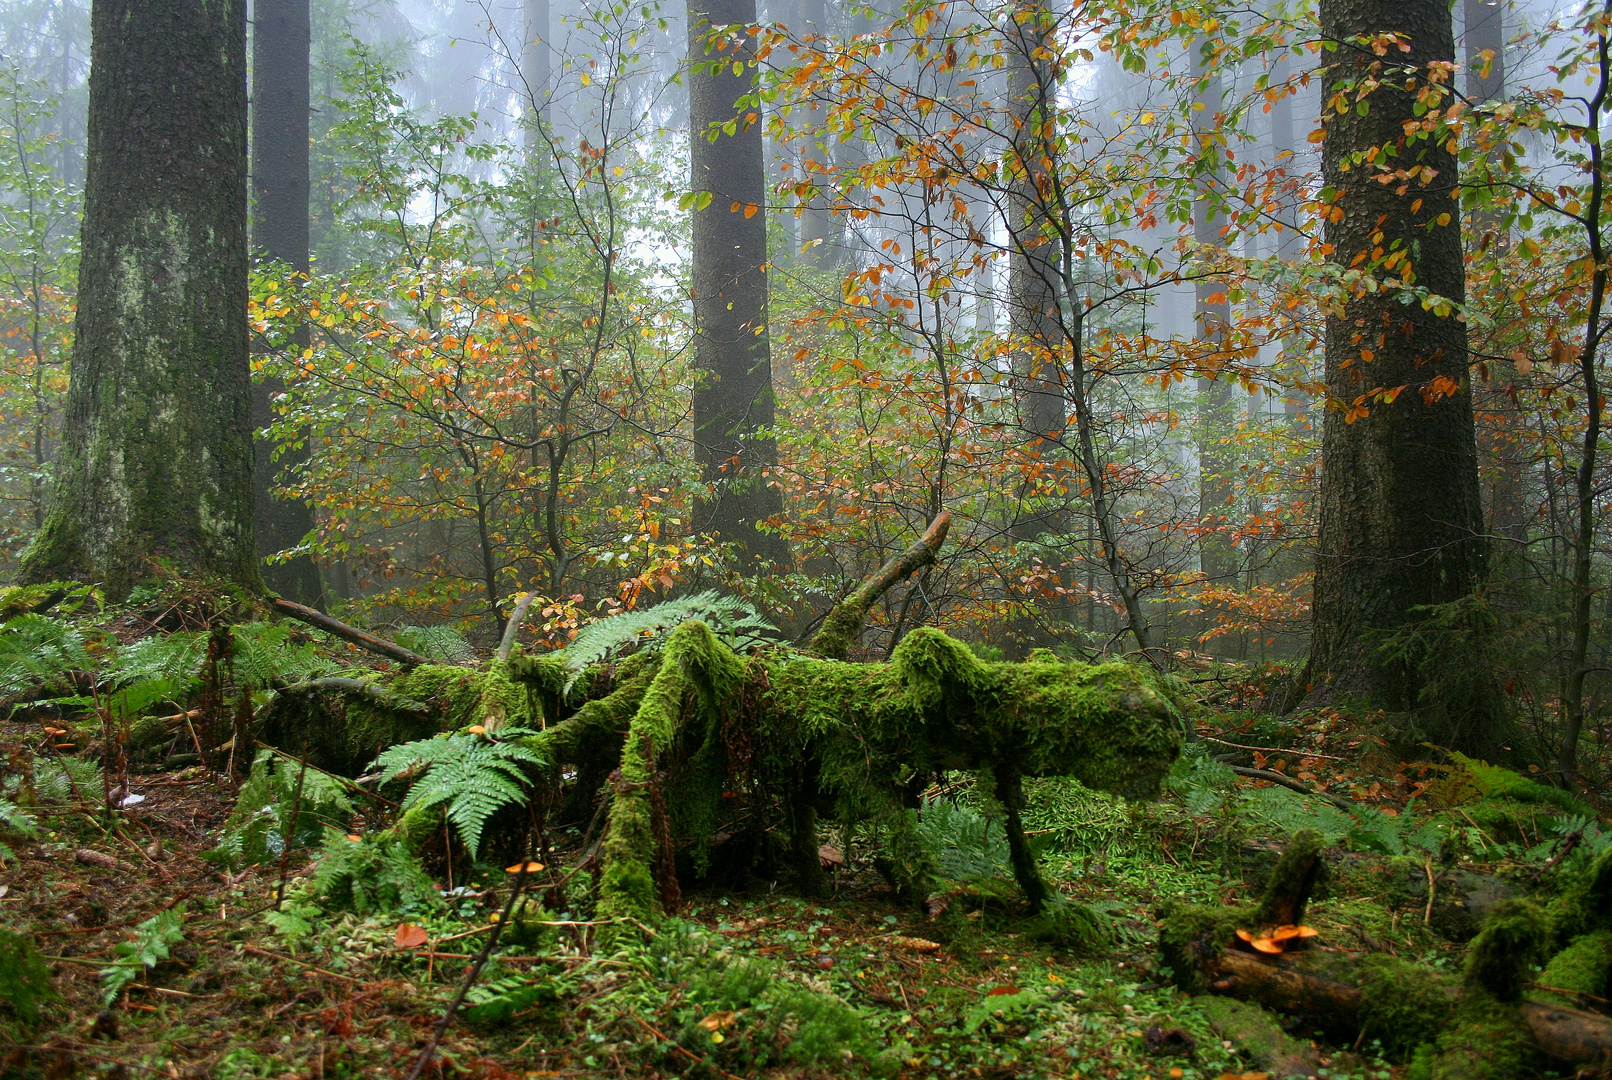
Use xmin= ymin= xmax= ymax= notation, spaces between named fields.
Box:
xmin=509 ymin=620 xmax=1186 ymax=922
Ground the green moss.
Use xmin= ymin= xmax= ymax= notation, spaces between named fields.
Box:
xmin=1549 ymin=847 xmax=1612 ymax=942
xmin=1355 ymin=953 xmax=1454 ymax=1058
xmin=809 ymin=597 xmax=869 ymax=661
xmin=1426 ymin=994 xmax=1541 ymax=1080
xmin=1448 ymin=752 xmax=1594 ymax=818
xmin=1536 ymin=929 xmax=1612 ymax=1008
xmin=524 ymin=662 xmax=653 ymax=761
xmin=597 ymin=622 xmax=744 ymax=923
xmin=1192 ymin=996 xmax=1315 ymax=1079
xmin=1464 ymin=899 xmax=1550 ymax=1002
xmin=1156 ymin=902 xmax=1243 ymax=993
xmin=1253 ymin=828 xmax=1330 ymax=928
xmin=473 ymin=658 xmax=529 ymax=731
xmin=577 ymin=620 xmax=1184 ymax=922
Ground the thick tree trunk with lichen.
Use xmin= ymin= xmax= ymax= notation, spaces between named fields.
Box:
xmin=1305 ymin=0 xmax=1487 ymax=734
xmin=19 ymin=0 xmax=260 ymax=598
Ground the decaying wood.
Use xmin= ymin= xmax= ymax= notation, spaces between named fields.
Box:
xmin=1194 ymin=994 xmax=1321 ymax=1079
xmin=273 ymin=677 xmax=432 ymax=714
xmin=1207 ymin=947 xmax=1612 ymax=1070
xmin=1230 ymin=764 xmax=1356 ymax=810
xmin=807 ymin=512 xmax=951 ymax=659
xmin=266 ymin=596 xmax=430 ymax=667
xmin=74 ymin=848 xmax=139 ymax=873
xmin=496 ymin=592 xmax=540 ymax=661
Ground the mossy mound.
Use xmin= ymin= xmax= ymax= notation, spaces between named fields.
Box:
xmin=516 ymin=621 xmax=1184 ymax=925
xmin=1355 ymin=953 xmax=1454 ymax=1057
xmin=1155 ymin=902 xmax=1243 ymax=993
xmin=1536 ymin=929 xmax=1612 ymax=1008
xmin=1415 ymin=994 xmax=1542 ymax=1080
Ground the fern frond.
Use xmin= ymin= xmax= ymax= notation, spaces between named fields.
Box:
xmin=372 ymin=733 xmax=544 ymax=855
xmin=0 ymin=798 xmax=36 ymax=862
xmin=230 ymin=622 xmax=344 ymax=690
xmin=109 ymin=632 xmax=209 ymax=688
xmin=559 ymin=591 xmax=778 ymax=693
xmin=204 ymin=749 xmax=356 ymax=868
xmin=0 ymin=613 xmax=93 ymax=697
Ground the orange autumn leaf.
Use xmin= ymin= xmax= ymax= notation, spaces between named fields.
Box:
xmin=395 ymin=923 xmax=428 ymax=949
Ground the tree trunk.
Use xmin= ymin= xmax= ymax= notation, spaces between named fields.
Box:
xmin=521 ymin=0 xmax=550 ymax=147
xmin=20 ymin=0 xmax=260 ymax=598
xmin=251 ymin=0 xmax=323 ymax=607
xmin=688 ymin=0 xmax=788 ymax=572
xmin=1192 ymin=49 xmax=1239 ymax=596
xmin=1306 ymin=0 xmax=1486 ymax=725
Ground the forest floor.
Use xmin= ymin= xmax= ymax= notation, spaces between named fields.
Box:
xmin=0 ymin=597 xmax=1606 ymax=1080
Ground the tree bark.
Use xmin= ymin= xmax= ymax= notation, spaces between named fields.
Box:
xmin=1191 ymin=48 xmax=1239 ymax=598
xmin=521 ymin=0 xmax=550 ymax=148
xmin=688 ymin=0 xmax=788 ymax=572
xmin=1306 ymin=0 xmax=1486 ymax=720
xmin=808 ymin=511 xmax=950 ymax=658
xmin=251 ymin=0 xmax=324 ymax=607
xmin=265 ymin=596 xmax=430 ymax=667
xmin=20 ymin=0 xmax=260 ymax=597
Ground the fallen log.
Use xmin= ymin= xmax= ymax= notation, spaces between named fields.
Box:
xmin=1205 ymin=948 xmax=1612 ymax=1075
xmin=265 ymin=596 xmax=430 ymax=668
xmin=252 ymin=512 xmax=1186 ymax=922
xmin=1160 ymin=832 xmax=1612 ymax=1079
xmin=1230 ymin=765 xmax=1356 ymax=810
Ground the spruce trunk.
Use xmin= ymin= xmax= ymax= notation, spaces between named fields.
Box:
xmin=20 ymin=0 xmax=259 ymax=598
xmin=251 ymin=0 xmax=323 ymax=607
xmin=1307 ymin=0 xmax=1486 ymax=729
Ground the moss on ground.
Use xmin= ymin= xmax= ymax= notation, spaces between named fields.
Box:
xmin=1155 ymin=902 xmax=1243 ymax=993
xmin=1536 ymin=928 xmax=1612 ymax=1007
xmin=1354 ymin=953 xmax=1453 ymax=1057
xmin=1418 ymin=994 xmax=1542 ymax=1080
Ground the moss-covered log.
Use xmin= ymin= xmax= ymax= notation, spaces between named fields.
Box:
xmin=252 ymin=609 xmax=1184 ymax=921
xmin=526 ymin=619 xmax=1186 ymax=923
xmin=1160 ymin=840 xmax=1612 ymax=1079
xmin=254 ymin=661 xmax=538 ymax=774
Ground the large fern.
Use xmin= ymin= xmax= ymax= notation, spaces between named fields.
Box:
xmin=204 ymin=749 xmax=356 ymax=867
xmin=0 ymin=612 xmax=94 ymax=698
xmin=0 ymin=798 xmax=36 ymax=864
xmin=373 ymin=729 xmax=545 ymax=855
xmin=559 ymin=591 xmax=777 ymax=692
xmin=229 ymin=621 xmax=347 ymax=690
